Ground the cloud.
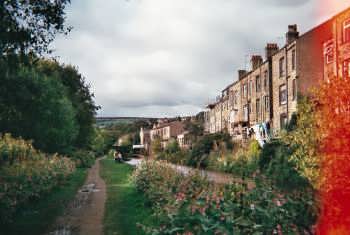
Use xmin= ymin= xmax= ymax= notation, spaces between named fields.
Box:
xmin=52 ymin=0 xmax=350 ymax=117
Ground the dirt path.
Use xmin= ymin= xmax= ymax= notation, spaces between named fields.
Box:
xmin=47 ymin=158 xmax=106 ymax=235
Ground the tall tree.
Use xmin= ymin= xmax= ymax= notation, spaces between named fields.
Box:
xmin=36 ymin=60 xmax=99 ymax=149
xmin=0 ymin=0 xmax=71 ymax=57
xmin=0 ymin=62 xmax=78 ymax=153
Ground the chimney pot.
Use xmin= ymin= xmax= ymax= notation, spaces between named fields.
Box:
xmin=238 ymin=70 xmax=247 ymax=80
xmin=286 ymin=24 xmax=299 ymax=44
xmin=251 ymin=55 xmax=263 ymax=70
xmin=265 ymin=43 xmax=279 ymax=59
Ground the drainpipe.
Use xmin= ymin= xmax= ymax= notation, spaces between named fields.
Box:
xmin=285 ymin=47 xmax=289 ymax=123
xmin=336 ymin=19 xmax=339 ymax=79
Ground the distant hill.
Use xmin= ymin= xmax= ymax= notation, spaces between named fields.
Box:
xmin=95 ymin=117 xmax=157 ymax=127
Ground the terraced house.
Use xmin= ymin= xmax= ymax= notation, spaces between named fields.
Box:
xmin=204 ymin=7 xmax=350 ymax=140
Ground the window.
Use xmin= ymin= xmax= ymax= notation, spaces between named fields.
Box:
xmin=264 ymin=96 xmax=269 ymax=112
xmin=234 ymin=91 xmax=238 ymax=105
xmin=343 ymin=18 xmax=350 ymax=43
xmin=343 ymin=59 xmax=350 ymax=79
xmin=279 ymin=57 xmax=285 ymax=77
xmin=229 ymin=91 xmax=234 ymax=106
xmin=279 ymin=84 xmax=287 ymax=105
xmin=264 ymin=71 xmax=268 ymax=91
xmin=292 ymin=49 xmax=296 ymax=70
xmin=323 ymin=40 xmax=334 ymax=64
xmin=292 ymin=79 xmax=297 ymax=100
xmin=256 ymin=75 xmax=261 ymax=92
xmin=256 ymin=99 xmax=260 ymax=120
xmin=243 ymin=83 xmax=248 ymax=98
xmin=243 ymin=105 xmax=249 ymax=121
xmin=249 ymin=80 xmax=253 ymax=97
xmin=280 ymin=114 xmax=288 ymax=129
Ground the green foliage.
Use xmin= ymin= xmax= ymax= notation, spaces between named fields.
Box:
xmin=187 ymin=133 xmax=234 ymax=168
xmin=259 ymin=140 xmax=309 ymax=191
xmin=3 ymin=169 xmax=87 ymax=235
xmin=151 ymin=137 xmax=162 ymax=155
xmin=0 ymin=134 xmax=76 ymax=223
xmin=70 ymin=150 xmax=95 ymax=168
xmin=91 ymin=128 xmax=114 ymax=156
xmin=0 ymin=57 xmax=98 ymax=154
xmin=0 ymin=63 xmax=79 ymax=154
xmin=133 ymin=160 xmax=183 ymax=206
xmin=207 ymin=140 xmax=260 ymax=177
xmin=134 ymin=160 xmax=317 ymax=234
xmin=36 ymin=60 xmax=99 ymax=150
xmin=156 ymin=139 xmax=187 ymax=164
xmin=282 ymin=98 xmax=320 ymax=189
xmin=165 ymin=138 xmax=181 ymax=154
xmin=0 ymin=0 xmax=71 ymax=56
xmin=184 ymin=119 xmax=204 ymax=142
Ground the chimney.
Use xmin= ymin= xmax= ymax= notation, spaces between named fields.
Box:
xmin=251 ymin=55 xmax=263 ymax=70
xmin=265 ymin=43 xmax=279 ymax=59
xmin=238 ymin=70 xmax=247 ymax=80
xmin=286 ymin=24 xmax=299 ymax=44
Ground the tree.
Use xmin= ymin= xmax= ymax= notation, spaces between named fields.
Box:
xmin=0 ymin=0 xmax=71 ymax=56
xmin=35 ymin=60 xmax=99 ymax=149
xmin=282 ymin=97 xmax=321 ymax=189
xmin=0 ymin=62 xmax=78 ymax=153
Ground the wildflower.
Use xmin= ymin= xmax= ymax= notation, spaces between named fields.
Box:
xmin=250 ymin=203 xmax=255 ymax=210
xmin=175 ymin=192 xmax=186 ymax=202
xmin=199 ymin=207 xmax=206 ymax=215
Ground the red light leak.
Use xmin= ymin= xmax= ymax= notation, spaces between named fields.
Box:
xmin=314 ymin=2 xmax=350 ymax=233
xmin=315 ymin=76 xmax=350 ymax=234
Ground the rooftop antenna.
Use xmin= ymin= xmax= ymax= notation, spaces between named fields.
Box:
xmin=244 ymin=54 xmax=249 ymax=71
xmin=276 ymin=36 xmax=284 ymax=47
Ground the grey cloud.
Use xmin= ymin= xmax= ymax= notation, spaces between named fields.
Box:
xmin=52 ymin=0 xmax=349 ymax=117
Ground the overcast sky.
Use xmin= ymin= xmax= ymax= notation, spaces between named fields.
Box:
xmin=52 ymin=0 xmax=350 ymax=117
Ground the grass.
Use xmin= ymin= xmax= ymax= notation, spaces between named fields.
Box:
xmin=2 ymin=168 xmax=87 ymax=235
xmin=101 ymin=157 xmax=157 ymax=235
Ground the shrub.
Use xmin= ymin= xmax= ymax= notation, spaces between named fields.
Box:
xmin=70 ymin=149 xmax=95 ymax=168
xmin=259 ymin=140 xmax=309 ymax=191
xmin=187 ymin=133 xmax=234 ymax=168
xmin=151 ymin=137 xmax=162 ymax=155
xmin=135 ymin=159 xmax=316 ymax=234
xmin=206 ymin=141 xmax=260 ymax=177
xmin=0 ymin=134 xmax=76 ymax=223
xmin=133 ymin=160 xmax=182 ymax=206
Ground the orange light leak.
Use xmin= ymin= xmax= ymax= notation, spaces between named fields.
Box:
xmin=315 ymin=2 xmax=350 ymax=234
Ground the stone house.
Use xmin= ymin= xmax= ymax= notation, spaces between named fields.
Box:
xmin=177 ymin=131 xmax=192 ymax=149
xmin=150 ymin=120 xmax=185 ymax=149
xmin=203 ymin=7 xmax=350 ymax=139
xmin=322 ymin=8 xmax=350 ymax=81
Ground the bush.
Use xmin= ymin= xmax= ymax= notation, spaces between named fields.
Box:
xmin=206 ymin=140 xmax=260 ymax=177
xmin=151 ymin=137 xmax=162 ymax=155
xmin=135 ymin=159 xmax=316 ymax=234
xmin=133 ymin=160 xmax=182 ymax=206
xmin=187 ymin=133 xmax=234 ymax=168
xmin=0 ymin=63 xmax=79 ymax=154
xmin=70 ymin=150 xmax=95 ymax=168
xmin=259 ymin=140 xmax=309 ymax=190
xmin=0 ymin=134 xmax=76 ymax=223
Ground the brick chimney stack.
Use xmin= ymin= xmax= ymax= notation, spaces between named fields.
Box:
xmin=286 ymin=24 xmax=299 ymax=44
xmin=265 ymin=43 xmax=279 ymax=59
xmin=238 ymin=70 xmax=247 ymax=80
xmin=251 ymin=55 xmax=263 ymax=70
